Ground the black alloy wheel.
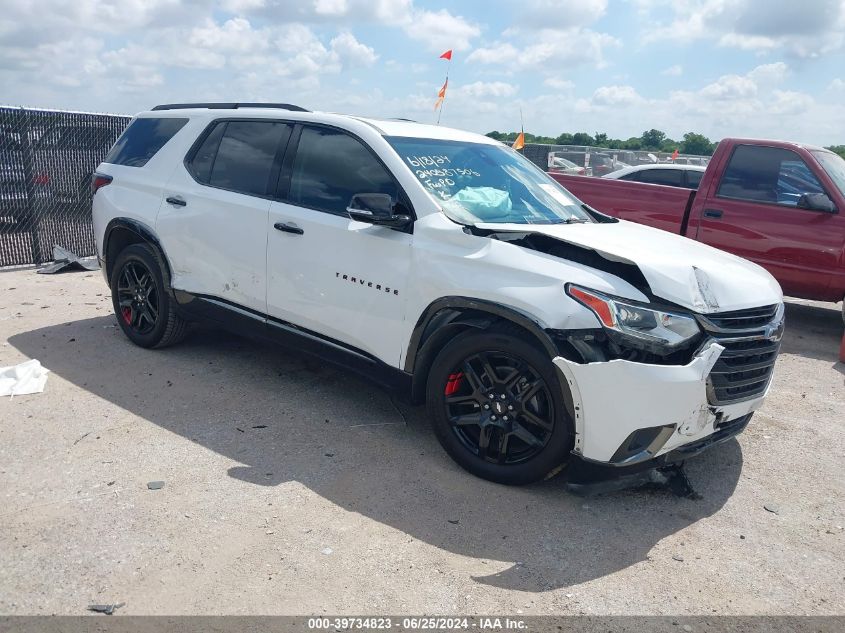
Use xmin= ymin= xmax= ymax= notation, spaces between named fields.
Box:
xmin=116 ymin=260 xmax=159 ymax=335
xmin=110 ymin=243 xmax=188 ymax=349
xmin=427 ymin=327 xmax=573 ymax=485
xmin=444 ymin=351 xmax=555 ymax=465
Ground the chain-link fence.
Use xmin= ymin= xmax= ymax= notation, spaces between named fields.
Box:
xmin=523 ymin=143 xmax=711 ymax=177
xmin=1 ymin=107 xmax=131 ymax=267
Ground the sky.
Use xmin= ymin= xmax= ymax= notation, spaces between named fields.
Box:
xmin=2 ymin=0 xmax=845 ymax=145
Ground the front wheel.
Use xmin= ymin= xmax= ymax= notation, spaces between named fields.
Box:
xmin=426 ymin=327 xmax=573 ymax=485
xmin=110 ymin=243 xmax=187 ymax=348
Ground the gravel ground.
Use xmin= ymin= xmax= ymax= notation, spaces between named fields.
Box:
xmin=0 ymin=268 xmax=843 ymax=616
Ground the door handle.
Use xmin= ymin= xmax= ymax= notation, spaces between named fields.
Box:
xmin=703 ymin=208 xmax=723 ymax=219
xmin=166 ymin=196 xmax=186 ymax=207
xmin=274 ymin=222 xmax=304 ymax=235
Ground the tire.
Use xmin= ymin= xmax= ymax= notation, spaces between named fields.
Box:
xmin=110 ymin=243 xmax=188 ymax=349
xmin=426 ymin=325 xmax=573 ymax=485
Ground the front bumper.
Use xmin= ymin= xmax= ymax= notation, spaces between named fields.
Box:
xmin=552 ymin=341 xmax=767 ymax=466
xmin=565 ymin=414 xmax=751 ymax=494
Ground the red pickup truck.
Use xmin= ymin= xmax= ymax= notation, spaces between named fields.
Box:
xmin=548 ymin=138 xmax=845 ymax=319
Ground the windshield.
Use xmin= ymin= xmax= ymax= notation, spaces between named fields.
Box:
xmin=813 ymin=150 xmax=845 ymax=197
xmin=386 ymin=136 xmax=592 ymax=225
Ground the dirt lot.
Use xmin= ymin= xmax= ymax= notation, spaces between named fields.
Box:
xmin=0 ymin=268 xmax=843 ymax=616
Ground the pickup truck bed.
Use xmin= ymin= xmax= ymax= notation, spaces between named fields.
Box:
xmin=551 ymin=174 xmax=696 ymax=235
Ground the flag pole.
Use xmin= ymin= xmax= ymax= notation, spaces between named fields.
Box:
xmin=437 ymin=55 xmax=451 ymax=126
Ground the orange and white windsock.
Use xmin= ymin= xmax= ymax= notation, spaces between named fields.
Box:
xmin=434 ymin=78 xmax=448 ymax=110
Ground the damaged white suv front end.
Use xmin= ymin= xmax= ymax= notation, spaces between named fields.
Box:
xmin=456 ymin=219 xmax=784 ymax=488
xmin=386 ymin=128 xmax=783 ymax=487
xmin=554 ymin=291 xmax=783 ymax=488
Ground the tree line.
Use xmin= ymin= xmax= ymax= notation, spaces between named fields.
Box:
xmin=486 ymin=129 xmax=845 ymax=159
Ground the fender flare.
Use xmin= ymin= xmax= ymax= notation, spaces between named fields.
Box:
xmin=404 ymin=296 xmax=559 ymax=374
xmin=102 ymin=217 xmax=172 ymax=281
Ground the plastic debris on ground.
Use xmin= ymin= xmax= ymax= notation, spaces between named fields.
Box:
xmin=37 ymin=245 xmax=100 ymax=274
xmin=0 ymin=359 xmax=49 ymax=398
xmin=87 ymin=602 xmax=125 ymax=615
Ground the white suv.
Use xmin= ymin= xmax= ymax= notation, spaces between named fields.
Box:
xmin=92 ymin=103 xmax=784 ymax=487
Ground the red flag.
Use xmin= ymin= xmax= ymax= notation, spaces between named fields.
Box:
xmin=671 ymin=149 xmax=679 ymax=161
xmin=512 ymin=131 xmax=525 ymax=151
xmin=440 ymin=49 xmax=453 ymax=60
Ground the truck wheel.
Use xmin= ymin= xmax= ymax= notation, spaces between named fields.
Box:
xmin=110 ymin=243 xmax=187 ymax=349
xmin=426 ymin=327 xmax=573 ymax=485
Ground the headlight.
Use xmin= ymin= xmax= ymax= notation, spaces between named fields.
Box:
xmin=566 ymin=284 xmax=701 ymax=352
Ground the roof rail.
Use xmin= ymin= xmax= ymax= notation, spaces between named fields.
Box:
xmin=151 ymin=103 xmax=309 ymax=112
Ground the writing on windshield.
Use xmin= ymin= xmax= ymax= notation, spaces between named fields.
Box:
xmin=387 ymin=137 xmax=591 ymax=225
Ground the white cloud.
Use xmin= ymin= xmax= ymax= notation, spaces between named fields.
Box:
xmin=592 ymin=85 xmax=644 ymax=106
xmin=456 ymin=81 xmax=518 ymax=98
xmin=467 ymin=30 xmax=619 ymax=71
xmin=747 ymin=61 xmax=788 ymax=84
xmin=221 ymin=0 xmax=266 ymax=12
xmin=330 ymin=31 xmax=378 ymax=66
xmin=243 ymin=0 xmax=478 ymax=53
xmin=189 ymin=17 xmax=269 ymax=54
xmin=639 ymin=0 xmax=845 ymax=57
xmin=314 ymin=0 xmax=348 ymax=16
xmin=698 ymin=74 xmax=758 ymax=100
xmin=770 ymin=89 xmax=814 ymax=115
xmin=403 ymin=9 xmax=480 ymax=53
xmin=661 ymin=64 xmax=683 ymax=76
xmin=0 ymin=7 xmax=380 ymax=104
xmin=829 ymin=78 xmax=845 ymax=91
xmin=543 ymin=77 xmax=575 ymax=91
xmin=513 ymin=0 xmax=607 ymax=30
xmin=466 ymin=0 xmax=615 ymax=74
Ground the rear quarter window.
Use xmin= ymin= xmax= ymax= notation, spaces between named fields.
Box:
xmin=104 ymin=117 xmax=188 ymax=167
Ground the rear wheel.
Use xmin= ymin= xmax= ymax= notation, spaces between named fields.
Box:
xmin=426 ymin=327 xmax=573 ymax=485
xmin=110 ymin=243 xmax=187 ymax=348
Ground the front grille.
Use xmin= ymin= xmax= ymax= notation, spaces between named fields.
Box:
xmin=707 ymin=338 xmax=780 ymax=404
xmin=699 ymin=304 xmax=779 ymax=331
xmin=697 ymin=305 xmax=783 ymax=406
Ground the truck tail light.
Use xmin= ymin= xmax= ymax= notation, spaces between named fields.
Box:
xmin=92 ymin=172 xmax=113 ymax=194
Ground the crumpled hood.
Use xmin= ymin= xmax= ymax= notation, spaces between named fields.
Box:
xmin=474 ymin=220 xmax=783 ymax=313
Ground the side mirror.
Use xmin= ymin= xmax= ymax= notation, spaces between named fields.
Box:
xmin=346 ymin=193 xmax=412 ymax=228
xmin=797 ymin=192 xmax=837 ymax=213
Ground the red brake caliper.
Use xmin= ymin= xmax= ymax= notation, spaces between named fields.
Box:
xmin=444 ymin=372 xmax=464 ymax=396
xmin=121 ymin=307 xmax=132 ymax=325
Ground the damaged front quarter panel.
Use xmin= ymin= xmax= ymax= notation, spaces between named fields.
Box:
xmin=553 ymin=341 xmax=726 ymax=464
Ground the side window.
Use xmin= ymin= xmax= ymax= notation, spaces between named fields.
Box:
xmin=686 ymin=170 xmax=703 ymax=189
xmin=619 ymin=172 xmax=639 ymax=182
xmin=778 ymin=159 xmax=824 ymax=205
xmin=187 ymin=122 xmax=225 ymax=184
xmin=287 ymin=126 xmax=398 ymax=215
xmin=717 ymin=145 xmax=825 ymax=206
xmin=638 ymin=169 xmax=683 ymax=187
xmin=211 ymin=121 xmax=290 ymax=196
xmin=104 ymin=118 xmax=188 ymax=167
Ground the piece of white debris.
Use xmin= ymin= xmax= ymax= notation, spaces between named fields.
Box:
xmin=0 ymin=359 xmax=49 ymax=398
xmin=321 ymin=547 xmax=333 ymax=555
